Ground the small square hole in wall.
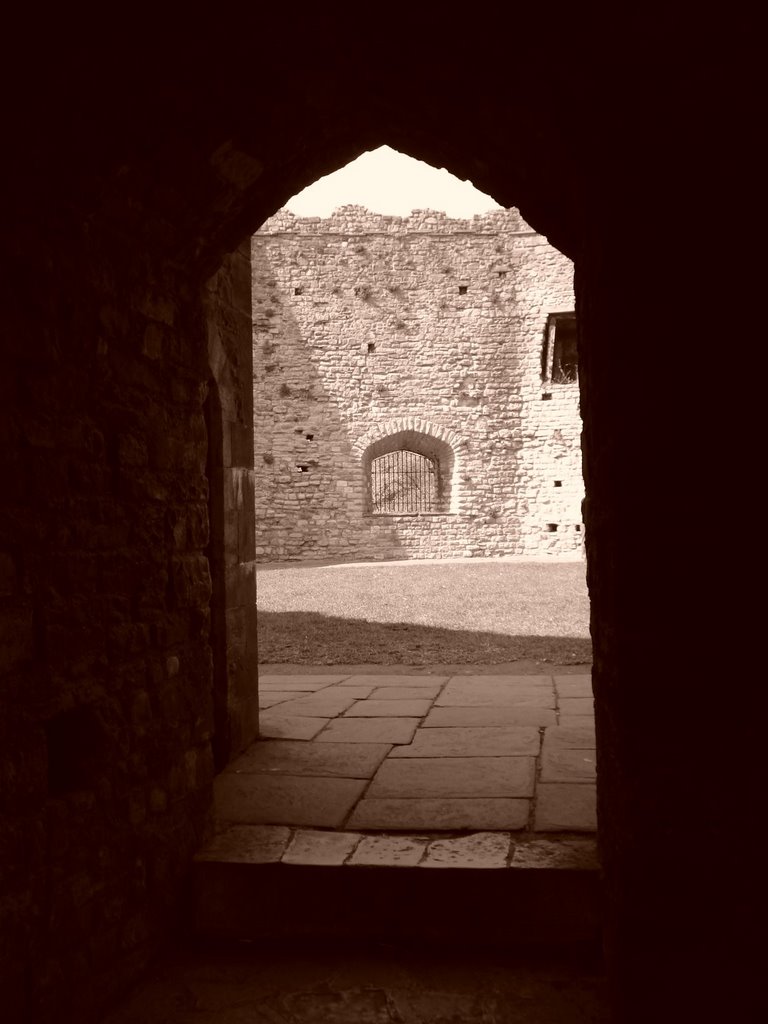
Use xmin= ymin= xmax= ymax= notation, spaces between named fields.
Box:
xmin=294 ymin=286 xmax=303 ymax=296
xmin=554 ymin=480 xmax=562 ymax=487
xmin=458 ymin=285 xmax=468 ymax=295
xmin=305 ymin=433 xmax=314 ymax=441
xmin=296 ymin=464 xmax=309 ymax=473
xmin=575 ymin=524 xmax=582 ymax=532
xmin=498 ymin=270 xmax=507 ymax=278
xmin=547 ymin=523 xmax=558 ymax=532
xmin=541 ymin=393 xmax=552 ymax=401
xmin=367 ymin=342 xmax=376 ymax=354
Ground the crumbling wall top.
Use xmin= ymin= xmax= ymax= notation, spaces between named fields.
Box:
xmin=259 ymin=205 xmax=533 ymax=236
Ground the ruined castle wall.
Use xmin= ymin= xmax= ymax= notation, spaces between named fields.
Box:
xmin=252 ymin=207 xmax=583 ymax=562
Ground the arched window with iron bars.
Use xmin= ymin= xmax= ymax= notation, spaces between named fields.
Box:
xmin=370 ymin=449 xmax=438 ymax=514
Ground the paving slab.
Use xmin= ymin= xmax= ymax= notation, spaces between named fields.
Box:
xmin=194 ymin=825 xmax=291 ymax=863
xmin=542 ymin=723 xmax=596 ymax=750
xmin=215 ymin=773 xmax=367 ymax=828
xmin=370 ymin=684 xmax=443 ymax=700
xmin=348 ymin=797 xmax=530 ymax=831
xmin=558 ymin=715 xmax=596 ymax=731
xmin=339 ymin=674 xmax=449 ymax=687
xmin=423 ymin=705 xmax=557 ymax=728
xmin=554 ymin=674 xmax=593 ymax=697
xmin=389 ymin=726 xmax=540 ymax=758
xmin=558 ymin=698 xmax=594 ymax=716
xmin=534 ymin=783 xmax=597 ymax=832
xmin=437 ymin=678 xmax=555 ymax=708
xmin=315 ymin=717 xmax=420 ymax=745
xmin=348 ymin=834 xmax=428 ymax=866
xmin=421 ymin=832 xmax=511 ymax=868
xmin=257 ymin=712 xmax=329 ymax=740
xmin=282 ymin=829 xmax=361 ymax=865
xmin=366 ymin=756 xmax=536 ymax=799
xmin=344 ymin=699 xmax=433 ymax=718
xmin=259 ymin=675 xmax=347 ymax=691
xmin=540 ymin=747 xmax=597 ymax=783
xmin=318 ymin=684 xmax=379 ymax=699
xmin=511 ymin=838 xmax=599 ymax=870
xmin=444 ymin=674 xmax=554 ymax=689
xmin=275 ymin=693 xmax=359 ymax=717
xmin=227 ymin=740 xmax=390 ymax=779
xmin=258 ymin=693 xmax=297 ymax=709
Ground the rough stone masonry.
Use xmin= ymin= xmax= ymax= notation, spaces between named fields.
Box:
xmin=251 ymin=206 xmax=583 ymax=561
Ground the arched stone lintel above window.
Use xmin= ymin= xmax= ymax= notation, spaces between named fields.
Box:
xmin=359 ymin=422 xmax=462 ymax=515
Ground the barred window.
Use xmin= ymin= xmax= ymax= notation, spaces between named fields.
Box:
xmin=371 ymin=449 xmax=438 ymax=514
xmin=362 ymin=427 xmax=455 ymax=516
xmin=543 ymin=312 xmax=578 ymax=384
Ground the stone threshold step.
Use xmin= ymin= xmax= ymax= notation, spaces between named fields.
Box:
xmin=194 ymin=826 xmax=601 ymax=949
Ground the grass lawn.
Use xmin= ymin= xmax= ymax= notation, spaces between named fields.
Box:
xmin=257 ymin=560 xmax=591 ymax=666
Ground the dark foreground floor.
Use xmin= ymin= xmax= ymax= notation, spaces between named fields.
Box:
xmin=102 ymin=942 xmax=609 ymax=1023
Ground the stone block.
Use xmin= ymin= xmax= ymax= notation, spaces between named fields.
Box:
xmin=258 ymin=693 xmax=295 ymax=708
xmin=194 ymin=824 xmax=290 ymax=863
xmin=274 ymin=693 xmax=358 ymax=717
xmin=315 ymin=717 xmax=420 ymax=744
xmin=553 ymin=674 xmax=593 ymax=697
xmin=259 ymin=675 xmax=346 ymax=691
xmin=511 ymin=838 xmax=599 ymax=870
xmin=320 ymin=684 xmax=378 ymax=698
xmin=370 ymin=684 xmax=443 ymax=700
xmin=557 ymin=698 xmax=594 ymax=716
xmin=282 ymin=829 xmax=361 ymax=865
xmin=540 ymin=747 xmax=596 ymax=783
xmin=389 ymin=726 xmax=540 ymax=757
xmin=423 ymin=706 xmax=557 ymax=728
xmin=339 ymin=674 xmax=449 ymax=687
xmin=214 ymin=773 xmax=367 ymax=827
xmin=227 ymin=739 xmax=390 ymax=779
xmin=437 ymin=678 xmax=555 ymax=708
xmin=344 ymin=699 xmax=433 ymax=718
xmin=348 ymin=835 xmax=428 ymax=866
xmin=421 ymin=832 xmax=511 ymax=868
xmin=347 ymin=797 xmax=530 ymax=831
xmin=366 ymin=757 xmax=536 ymax=799
xmin=257 ymin=712 xmax=329 ymax=740
xmin=542 ymin=723 xmax=596 ymax=749
xmin=534 ymin=783 xmax=597 ymax=832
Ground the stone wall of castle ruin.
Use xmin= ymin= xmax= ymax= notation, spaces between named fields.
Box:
xmin=252 ymin=207 xmax=583 ymax=562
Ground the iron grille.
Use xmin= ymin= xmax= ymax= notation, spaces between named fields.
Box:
xmin=371 ymin=449 xmax=438 ymax=514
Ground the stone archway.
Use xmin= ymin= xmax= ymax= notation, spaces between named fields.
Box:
xmin=1 ymin=21 xmax=747 ymax=1023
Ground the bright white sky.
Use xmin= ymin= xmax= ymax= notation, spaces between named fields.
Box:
xmin=285 ymin=146 xmax=503 ymax=218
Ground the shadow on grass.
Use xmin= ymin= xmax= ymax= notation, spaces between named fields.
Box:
xmin=257 ymin=611 xmax=592 ymax=666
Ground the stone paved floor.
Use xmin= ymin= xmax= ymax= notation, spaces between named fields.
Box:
xmin=212 ymin=672 xmax=596 ymax=862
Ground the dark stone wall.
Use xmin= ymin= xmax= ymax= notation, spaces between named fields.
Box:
xmin=0 ymin=14 xmax=753 ymax=1023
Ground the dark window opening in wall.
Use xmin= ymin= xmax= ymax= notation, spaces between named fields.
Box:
xmin=367 ymin=342 xmax=376 ymax=353
xmin=543 ymin=312 xmax=578 ymax=384
xmin=296 ymin=463 xmax=309 ymax=473
xmin=294 ymin=286 xmax=303 ymax=295
xmin=547 ymin=523 xmax=558 ymax=532
xmin=305 ymin=433 xmax=314 ymax=441
xmin=554 ymin=480 xmax=562 ymax=487
xmin=371 ymin=449 xmax=438 ymax=514
xmin=458 ymin=285 xmax=468 ymax=295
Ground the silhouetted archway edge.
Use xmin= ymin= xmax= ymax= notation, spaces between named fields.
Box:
xmin=189 ymin=131 xmax=581 ymax=281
